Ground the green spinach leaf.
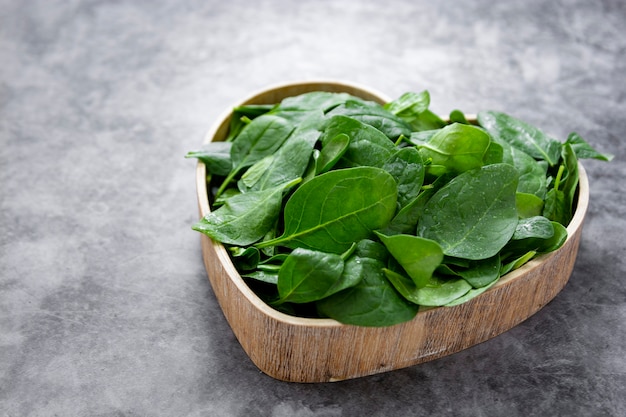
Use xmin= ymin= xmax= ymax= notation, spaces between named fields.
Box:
xmin=256 ymin=167 xmax=398 ymax=253
xmin=217 ymin=114 xmax=295 ymax=197
xmin=239 ymin=136 xmax=313 ymax=192
xmin=193 ymin=178 xmax=300 ymax=246
xmin=383 ymin=268 xmax=472 ymax=307
xmin=276 ymin=248 xmax=351 ymax=304
xmin=316 ymin=133 xmax=350 ymax=174
xmin=376 ymin=232 xmax=443 ymax=288
xmin=417 ymin=164 xmax=519 ymax=260
xmin=418 ymin=123 xmax=491 ymax=174
xmin=317 ymin=256 xmax=418 ymax=326
xmin=185 ymin=142 xmax=233 ymax=176
xmin=382 ymin=147 xmax=425 ymax=209
xmin=477 ymin=111 xmax=561 ymax=166
xmin=321 ymin=115 xmax=396 ymax=168
xmin=327 ymin=99 xmax=413 ymax=139
xmin=450 ymin=255 xmax=501 ymax=288
xmin=565 ymin=132 xmax=614 ymax=161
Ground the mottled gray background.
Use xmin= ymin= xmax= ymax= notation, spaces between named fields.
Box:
xmin=1 ymin=0 xmax=625 ymax=416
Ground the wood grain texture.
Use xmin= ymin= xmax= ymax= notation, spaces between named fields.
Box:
xmin=195 ymin=80 xmax=589 ymax=383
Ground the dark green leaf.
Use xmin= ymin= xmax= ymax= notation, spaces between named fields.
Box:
xmin=240 ymin=136 xmax=314 ymax=192
xmin=193 ymin=179 xmax=299 ymax=246
xmin=217 ymin=114 xmax=295 ymax=196
xmin=512 ymin=216 xmax=554 ymax=240
xmin=408 ymin=129 xmax=439 ymax=146
xmin=316 ymin=133 xmax=350 ymax=174
xmin=317 ymin=256 xmax=418 ymax=326
xmin=327 ymin=100 xmax=412 ymax=139
xmin=227 ymin=104 xmax=276 ymax=142
xmin=449 ymin=109 xmax=470 ymax=124
xmin=385 ymin=91 xmax=430 ymax=116
xmin=451 ymin=255 xmax=501 ymax=288
xmin=383 ymin=269 xmax=472 ymax=307
xmin=257 ymin=167 xmax=398 ymax=253
xmin=276 ymin=248 xmax=347 ymax=304
xmin=418 ymin=123 xmax=491 ymax=174
xmin=510 ymin=146 xmax=547 ymax=199
xmin=376 ymin=232 xmax=443 ymax=288
xmin=418 ymin=164 xmax=519 ymax=260
xmin=477 ymin=111 xmax=561 ymax=165
xmin=382 ymin=147 xmax=425 ymax=209
xmin=516 ymin=192 xmax=544 ymax=219
xmin=242 ymin=270 xmax=279 ymax=285
xmin=565 ymin=132 xmax=613 ymax=161
xmin=445 ymin=279 xmax=498 ymax=306
xmin=500 ymin=251 xmax=537 ymax=275
xmin=230 ymin=246 xmax=261 ymax=271
xmin=275 ymin=91 xmax=355 ymax=113
xmin=378 ymin=174 xmax=451 ymax=236
xmin=321 ymin=115 xmax=396 ymax=168
xmin=185 ymin=142 xmax=232 ymax=176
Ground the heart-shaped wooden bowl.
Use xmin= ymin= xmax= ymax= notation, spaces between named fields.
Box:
xmin=194 ymin=80 xmax=588 ymax=383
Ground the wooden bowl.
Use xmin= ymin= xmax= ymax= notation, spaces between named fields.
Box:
xmin=195 ymin=80 xmax=589 ymax=383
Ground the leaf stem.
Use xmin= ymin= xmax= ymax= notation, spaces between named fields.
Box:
xmin=553 ymin=164 xmax=565 ymax=192
xmin=215 ymin=168 xmax=239 ymax=199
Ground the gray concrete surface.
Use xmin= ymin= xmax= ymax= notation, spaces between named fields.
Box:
xmin=1 ymin=0 xmax=625 ymax=416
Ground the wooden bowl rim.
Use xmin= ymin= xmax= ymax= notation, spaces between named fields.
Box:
xmin=195 ymin=79 xmax=589 ymax=328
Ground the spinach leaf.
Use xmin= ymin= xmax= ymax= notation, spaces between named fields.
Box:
xmin=185 ymin=142 xmax=232 ymax=176
xmin=288 ymin=110 xmax=326 ymax=147
xmin=543 ymin=144 xmax=579 ymax=226
xmin=275 ymin=247 xmax=352 ymax=304
xmin=560 ymin=143 xmax=580 ymax=224
xmin=383 ymin=268 xmax=472 ymax=307
xmin=516 ymin=192 xmax=544 ymax=219
xmin=540 ymin=221 xmax=568 ymax=252
xmin=503 ymin=218 xmax=565 ymax=260
xmin=483 ymin=141 xmax=505 ymax=166
xmin=385 ymin=91 xmax=446 ymax=131
xmin=378 ymin=173 xmax=452 ymax=236
xmin=239 ymin=136 xmax=313 ymax=192
xmin=418 ymin=123 xmax=491 ymax=174
xmin=256 ymin=167 xmax=398 ymax=254
xmin=565 ymin=132 xmax=614 ymax=161
xmin=511 ymin=216 xmax=555 ymax=240
xmin=543 ymin=182 xmax=567 ymax=225
xmin=230 ymin=246 xmax=261 ymax=271
xmin=382 ymin=147 xmax=425 ymax=209
xmin=238 ymin=155 xmax=274 ymax=190
xmin=327 ymin=100 xmax=412 ymax=140
xmin=217 ymin=114 xmax=295 ymax=197
xmin=321 ymin=115 xmax=396 ymax=168
xmin=510 ymin=146 xmax=547 ymax=199
xmin=376 ymin=232 xmax=443 ymax=288
xmin=406 ymin=109 xmax=447 ymax=132
xmin=450 ymin=255 xmax=501 ymax=288
xmin=317 ymin=256 xmax=418 ymax=326
xmin=227 ymin=104 xmax=275 ymax=142
xmin=449 ymin=109 xmax=470 ymax=125
xmin=417 ymin=164 xmax=519 ymax=260
xmin=445 ymin=279 xmax=498 ymax=306
xmin=316 ymin=133 xmax=350 ymax=174
xmin=477 ymin=111 xmax=561 ymax=166
xmin=276 ymin=91 xmax=355 ymax=113
xmin=408 ymin=129 xmax=439 ymax=146
xmin=385 ymin=91 xmax=430 ymax=115
xmin=500 ymin=251 xmax=537 ymax=275
xmin=242 ymin=270 xmax=279 ymax=285
xmin=193 ymin=178 xmax=300 ymax=246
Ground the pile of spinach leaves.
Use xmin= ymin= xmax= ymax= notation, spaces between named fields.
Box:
xmin=187 ymin=90 xmax=612 ymax=327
